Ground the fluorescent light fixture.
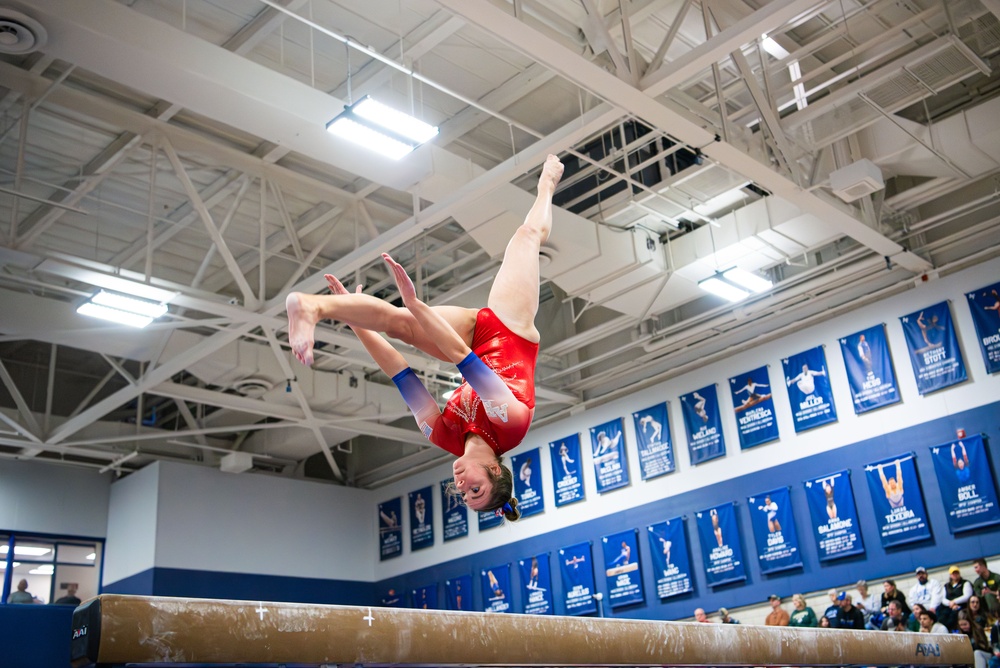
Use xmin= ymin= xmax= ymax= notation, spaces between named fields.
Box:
xmin=441 ymin=388 xmax=457 ymax=400
xmin=0 ymin=562 xmax=21 ymax=569
xmin=29 ymin=564 xmax=54 ymax=575
xmin=723 ymin=267 xmax=773 ymax=293
xmin=1 ymin=545 xmax=51 ymax=556
xmin=699 ymin=276 xmax=750 ymax=302
xmin=77 ymin=289 xmax=168 ymax=328
xmin=761 ymin=34 xmax=789 ymax=59
xmin=327 ymin=95 xmax=438 ymax=160
xmin=693 ymin=184 xmax=750 ymax=216
xmin=86 ymin=553 xmax=96 ymax=561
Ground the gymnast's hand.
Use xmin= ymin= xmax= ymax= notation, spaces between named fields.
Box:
xmin=324 ymin=273 xmax=362 ymax=297
xmin=382 ymin=253 xmax=419 ymax=307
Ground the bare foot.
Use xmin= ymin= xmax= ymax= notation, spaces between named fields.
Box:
xmin=539 ymin=154 xmax=564 ymax=194
xmin=285 ymin=292 xmax=318 ymax=366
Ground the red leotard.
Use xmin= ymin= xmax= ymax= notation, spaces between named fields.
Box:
xmin=431 ymin=308 xmax=538 ymax=457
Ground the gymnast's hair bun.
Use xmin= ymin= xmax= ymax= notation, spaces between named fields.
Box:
xmin=504 ymin=497 xmax=521 ymax=522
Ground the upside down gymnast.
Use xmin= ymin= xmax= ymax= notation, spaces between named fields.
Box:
xmin=286 ymin=155 xmax=565 ymax=520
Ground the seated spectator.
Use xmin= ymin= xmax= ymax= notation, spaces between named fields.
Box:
xmin=909 ymin=566 xmax=945 ymax=612
xmin=970 ymin=595 xmax=990 ymax=629
xmin=972 ymin=557 xmax=999 ymax=624
xmin=942 ymin=565 xmax=975 ymax=630
xmin=918 ymin=608 xmax=949 ymax=634
xmin=789 ymin=593 xmax=818 ymax=627
xmin=880 ymin=600 xmax=907 ymax=631
xmin=880 ymin=579 xmax=911 ymax=619
xmin=718 ymin=607 xmax=739 ymax=624
xmin=53 ymin=583 xmax=81 ymax=606
xmin=766 ymin=594 xmax=790 ymax=626
xmin=835 ymin=591 xmax=866 ymax=630
xmin=823 ymin=588 xmax=841 ymax=628
xmin=908 ymin=603 xmax=926 ymax=632
xmin=6 ymin=579 xmax=34 ymax=604
xmin=855 ymin=580 xmax=880 ymax=628
xmin=956 ymin=609 xmax=992 ymax=668
xmin=693 ymin=607 xmax=710 ymax=623
xmin=818 ymin=615 xmax=831 ymax=628
xmin=988 ymin=617 xmax=1000 ymax=668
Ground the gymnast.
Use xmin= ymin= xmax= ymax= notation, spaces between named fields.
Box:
xmin=286 ymin=155 xmax=565 ymax=520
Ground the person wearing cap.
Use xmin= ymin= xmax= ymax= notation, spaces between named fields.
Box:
xmin=718 ymin=607 xmax=739 ymax=624
xmin=855 ymin=580 xmax=881 ymax=629
xmin=942 ymin=565 xmax=975 ymax=631
xmin=823 ymin=588 xmax=841 ymax=628
xmin=909 ymin=566 xmax=945 ymax=612
xmin=789 ymin=593 xmax=818 ymax=628
xmin=972 ymin=557 xmax=1000 ymax=621
xmin=765 ymin=594 xmax=790 ymax=626
xmin=835 ymin=591 xmax=865 ymax=630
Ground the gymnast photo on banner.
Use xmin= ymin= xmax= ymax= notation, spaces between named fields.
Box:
xmin=965 ymin=280 xmax=1000 ymax=373
xmin=899 ymin=301 xmax=967 ymax=394
xmin=838 ymin=323 xmax=900 ymax=414
xmin=481 ymin=564 xmax=511 ymax=613
xmin=631 ymin=402 xmax=674 ymax=480
xmin=548 ymin=433 xmax=585 ymax=507
xmin=518 ymin=553 xmax=553 ymax=615
xmin=411 ymin=583 xmax=438 ymax=610
xmin=647 ymin=518 xmax=693 ymax=599
xmin=408 ymin=485 xmax=434 ymax=551
xmin=440 ymin=478 xmax=468 ymax=542
xmin=445 ymin=575 xmax=472 ymax=611
xmin=863 ymin=454 xmax=932 ymax=548
xmin=782 ymin=345 xmax=837 ymax=433
xmin=589 ymin=417 xmax=630 ymax=493
xmin=378 ymin=497 xmax=403 ymax=561
xmin=511 ymin=448 xmax=545 ymax=518
xmin=728 ymin=365 xmax=778 ymax=449
xmin=747 ymin=487 xmax=802 ymax=574
xmin=680 ymin=385 xmax=726 ymax=465
xmin=803 ymin=470 xmax=865 ymax=561
xmin=559 ymin=542 xmax=597 ymax=615
xmin=602 ymin=529 xmax=644 ymax=608
xmin=929 ymin=435 xmax=1000 ymax=533
xmin=695 ymin=503 xmax=746 ymax=587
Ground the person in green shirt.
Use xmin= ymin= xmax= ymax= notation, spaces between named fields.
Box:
xmin=972 ymin=557 xmax=999 ymax=622
xmin=789 ymin=593 xmax=818 ymax=627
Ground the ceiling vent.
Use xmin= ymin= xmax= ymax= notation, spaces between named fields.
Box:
xmin=0 ymin=9 xmax=47 ymax=54
xmin=830 ymin=159 xmax=884 ymax=202
xmin=233 ymin=378 xmax=273 ymax=398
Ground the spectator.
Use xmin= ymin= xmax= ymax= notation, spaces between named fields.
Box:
xmin=943 ymin=565 xmax=975 ymax=630
xmin=908 ymin=603 xmax=926 ymax=632
xmin=53 ymin=583 xmax=81 ymax=606
xmin=970 ymin=595 xmax=990 ymax=629
xmin=818 ymin=615 xmax=831 ymax=628
xmin=694 ymin=608 xmax=710 ymax=623
xmin=823 ymin=588 xmax=841 ymax=628
xmin=880 ymin=579 xmax=911 ymax=619
xmin=956 ymin=609 xmax=991 ymax=668
xmin=835 ymin=591 xmax=865 ymax=630
xmin=972 ymin=558 xmax=999 ymax=622
xmin=789 ymin=593 xmax=818 ymax=627
xmin=855 ymin=580 xmax=880 ymax=628
xmin=880 ymin=600 xmax=907 ymax=631
xmin=6 ymin=579 xmax=34 ymax=604
xmin=909 ymin=566 xmax=945 ymax=612
xmin=765 ymin=594 xmax=790 ymax=626
xmin=917 ymin=608 xmax=949 ymax=634
xmin=718 ymin=607 xmax=739 ymax=624
xmin=988 ymin=616 xmax=1000 ymax=668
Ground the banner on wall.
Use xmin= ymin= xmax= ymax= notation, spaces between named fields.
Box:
xmin=803 ymin=470 xmax=865 ymax=561
xmin=680 ymin=385 xmax=726 ymax=465
xmin=863 ymin=454 xmax=932 ymax=548
xmin=380 ymin=587 xmax=402 ymax=607
xmin=838 ymin=324 xmax=901 ymax=414
xmin=929 ymin=435 xmax=1000 ymax=533
xmin=747 ymin=487 xmax=802 ymax=574
xmin=440 ymin=479 xmax=468 ymax=542
xmin=631 ymin=402 xmax=675 ymax=480
xmin=511 ymin=448 xmax=545 ymax=518
xmin=559 ymin=542 xmax=597 ymax=615
xmin=782 ymin=346 xmax=837 ymax=432
xmin=965 ymin=281 xmax=1000 ymax=374
xmin=408 ymin=485 xmax=434 ymax=551
xmin=900 ymin=301 xmax=967 ymax=394
xmin=411 ymin=583 xmax=438 ymax=609
xmin=694 ymin=503 xmax=746 ymax=587
xmin=646 ymin=518 xmax=693 ymax=599
xmin=728 ymin=366 xmax=779 ymax=449
xmin=589 ymin=417 xmax=630 ymax=493
xmin=445 ymin=575 xmax=472 ymax=611
xmin=478 ymin=507 xmax=504 ymax=532
xmin=549 ymin=434 xmax=585 ymax=507
xmin=481 ymin=564 xmax=511 ymax=613
xmin=378 ymin=497 xmax=402 ymax=560
xmin=601 ymin=529 xmax=644 ymax=608
xmin=518 ymin=553 xmax=554 ymax=615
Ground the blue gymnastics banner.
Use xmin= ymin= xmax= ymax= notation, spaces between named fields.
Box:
xmin=839 ymin=324 xmax=900 ymax=414
xmin=518 ymin=553 xmax=553 ymax=615
xmin=378 ymin=497 xmax=402 ymax=560
xmin=602 ymin=529 xmax=644 ymax=608
xmin=804 ymin=470 xmax=864 ymax=561
xmin=411 ymin=583 xmax=438 ymax=609
xmin=930 ymin=435 xmax=1000 ymax=533
xmin=445 ymin=575 xmax=472 ymax=611
xmin=631 ymin=402 xmax=674 ymax=480
xmin=782 ymin=346 xmax=837 ymax=432
xmin=559 ymin=542 xmax=597 ymax=615
xmin=694 ymin=503 xmax=746 ymax=587
xmin=680 ymin=385 xmax=726 ymax=465
xmin=440 ymin=479 xmax=468 ymax=542
xmin=728 ymin=366 xmax=779 ymax=449
xmin=647 ymin=518 xmax=693 ymax=599
xmin=481 ymin=564 xmax=511 ymax=613
xmin=408 ymin=485 xmax=433 ymax=551
xmin=589 ymin=417 xmax=630 ymax=493
xmin=966 ymin=281 xmax=1000 ymax=373
xmin=380 ymin=587 xmax=402 ymax=607
xmin=549 ymin=434 xmax=585 ymax=506
xmin=900 ymin=301 xmax=967 ymax=394
xmin=511 ymin=448 xmax=545 ymax=518
xmin=747 ymin=487 xmax=802 ymax=574
xmin=863 ymin=454 xmax=932 ymax=548
xmin=478 ymin=508 xmax=503 ymax=531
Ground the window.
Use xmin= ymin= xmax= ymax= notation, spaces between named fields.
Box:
xmin=2 ymin=534 xmax=102 ymax=605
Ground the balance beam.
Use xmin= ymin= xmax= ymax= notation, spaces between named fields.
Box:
xmin=71 ymin=594 xmax=973 ymax=667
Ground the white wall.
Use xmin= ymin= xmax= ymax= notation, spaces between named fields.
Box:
xmin=150 ymin=461 xmax=376 ymax=581
xmin=103 ymin=462 xmax=159 ymax=585
xmin=372 ymin=256 xmax=1000 ymax=579
xmin=0 ymin=459 xmax=110 ymax=538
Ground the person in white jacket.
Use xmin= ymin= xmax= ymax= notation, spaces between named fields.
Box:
xmin=909 ymin=566 xmax=946 ymax=611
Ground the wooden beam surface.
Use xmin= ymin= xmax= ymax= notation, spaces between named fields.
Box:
xmin=71 ymin=594 xmax=973 ymax=667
